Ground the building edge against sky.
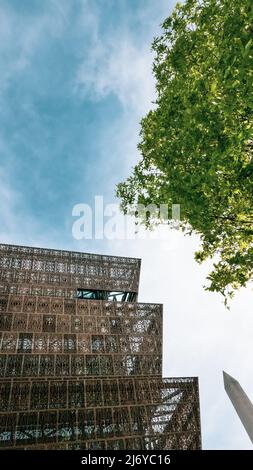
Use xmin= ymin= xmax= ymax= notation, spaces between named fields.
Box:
xmin=0 ymin=243 xmax=201 ymax=450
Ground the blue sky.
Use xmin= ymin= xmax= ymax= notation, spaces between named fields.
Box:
xmin=0 ymin=0 xmax=173 ymax=248
xmin=1 ymin=0 xmax=253 ymax=450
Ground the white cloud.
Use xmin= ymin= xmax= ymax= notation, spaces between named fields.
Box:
xmin=76 ymin=36 xmax=155 ymax=115
xmin=75 ymin=2 xmax=156 ymax=116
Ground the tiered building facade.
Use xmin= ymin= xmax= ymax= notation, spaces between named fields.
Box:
xmin=0 ymin=243 xmax=201 ymax=449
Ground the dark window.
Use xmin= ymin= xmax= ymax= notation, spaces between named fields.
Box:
xmin=55 ymin=355 xmax=70 ymax=376
xmin=10 ymin=383 xmax=29 ymax=411
xmin=130 ymin=406 xmax=147 ymax=434
xmin=105 ymin=336 xmax=118 ymax=353
xmin=58 ymin=411 xmax=76 ymax=441
xmin=96 ymin=408 xmax=113 ymax=437
xmin=0 ymin=297 xmax=8 ymax=312
xmin=38 ymin=412 xmax=57 ymax=443
xmin=64 ymin=334 xmax=76 ymax=353
xmin=68 ymin=381 xmax=84 ymax=408
xmin=0 ymin=356 xmax=6 ymax=377
xmin=76 ymin=289 xmax=137 ymax=302
xmin=0 ymin=383 xmax=11 ymax=410
xmin=86 ymin=356 xmax=100 ymax=376
xmin=100 ymin=356 xmax=113 ymax=375
xmin=49 ymin=382 xmax=67 ymax=409
xmin=110 ymin=318 xmax=122 ymax=333
xmin=86 ymin=380 xmax=102 ymax=406
xmin=31 ymin=383 xmax=49 ymax=409
xmin=0 ymin=314 xmax=12 ymax=330
xmin=18 ymin=333 xmax=33 ymax=353
xmin=39 ymin=356 xmax=55 ymax=376
xmin=0 ymin=414 xmax=16 ymax=447
xmin=78 ymin=409 xmax=95 ymax=439
xmin=16 ymin=413 xmax=37 ymax=445
xmin=91 ymin=335 xmax=104 ymax=353
xmin=6 ymin=355 xmax=22 ymax=377
xmin=43 ymin=315 xmax=56 ymax=332
xmin=23 ymin=356 xmax=39 ymax=377
xmin=107 ymin=439 xmax=124 ymax=450
xmin=113 ymin=408 xmax=130 ymax=435
xmin=71 ymin=356 xmax=85 ymax=376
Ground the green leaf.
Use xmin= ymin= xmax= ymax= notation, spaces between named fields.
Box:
xmin=116 ymin=0 xmax=253 ymax=304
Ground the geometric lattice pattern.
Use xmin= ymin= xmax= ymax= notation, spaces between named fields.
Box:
xmin=0 ymin=243 xmax=141 ymax=297
xmin=0 ymin=298 xmax=162 ymax=378
xmin=0 ymin=377 xmax=200 ymax=449
xmin=0 ymin=243 xmax=201 ymax=450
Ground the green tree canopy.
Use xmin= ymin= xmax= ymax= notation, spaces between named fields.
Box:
xmin=117 ymin=0 xmax=253 ymax=303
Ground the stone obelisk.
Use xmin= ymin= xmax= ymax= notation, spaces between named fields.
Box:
xmin=223 ymin=371 xmax=253 ymax=444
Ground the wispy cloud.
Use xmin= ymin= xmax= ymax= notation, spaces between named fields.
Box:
xmin=76 ymin=35 xmax=155 ymax=114
xmin=0 ymin=0 xmax=72 ymax=103
xmin=75 ymin=2 xmax=157 ymax=115
xmin=0 ymin=162 xmax=33 ymax=242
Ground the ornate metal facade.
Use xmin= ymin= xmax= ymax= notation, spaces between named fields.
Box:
xmin=0 ymin=243 xmax=201 ymax=450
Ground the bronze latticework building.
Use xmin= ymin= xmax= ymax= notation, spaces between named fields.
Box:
xmin=0 ymin=243 xmax=201 ymax=450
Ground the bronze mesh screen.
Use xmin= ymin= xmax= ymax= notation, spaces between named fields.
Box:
xmin=0 ymin=243 xmax=201 ymax=450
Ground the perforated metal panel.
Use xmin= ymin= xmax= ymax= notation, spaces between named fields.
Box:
xmin=0 ymin=297 xmax=162 ymax=378
xmin=0 ymin=377 xmax=201 ymax=449
xmin=0 ymin=244 xmax=201 ymax=450
xmin=0 ymin=244 xmax=141 ymax=296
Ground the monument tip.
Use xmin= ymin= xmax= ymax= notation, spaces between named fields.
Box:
xmin=223 ymin=371 xmax=239 ymax=388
